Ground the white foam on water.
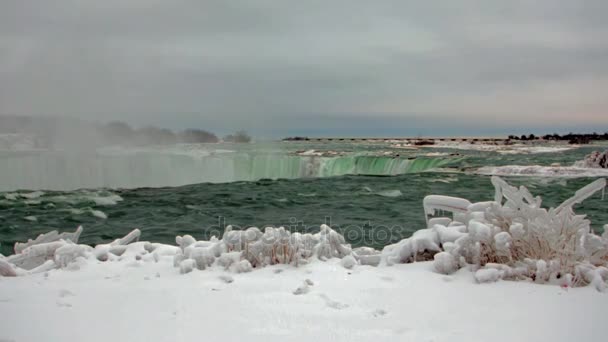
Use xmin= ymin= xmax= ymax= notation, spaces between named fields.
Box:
xmin=429 ymin=142 xmax=576 ymax=154
xmin=89 ymin=194 xmax=123 ymax=206
xmin=375 ymin=189 xmax=403 ymax=197
xmin=4 ymin=193 xmax=18 ymax=200
xmin=19 ymin=191 xmax=45 ymax=199
xmin=90 ymin=210 xmax=107 ymax=219
xmin=23 ymin=216 xmax=37 ymax=222
xmin=475 ymin=165 xmax=608 ymax=178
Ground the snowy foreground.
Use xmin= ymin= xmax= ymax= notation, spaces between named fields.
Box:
xmin=1 ymin=176 xmax=608 ymax=341
xmin=1 ymin=258 xmax=606 ymax=342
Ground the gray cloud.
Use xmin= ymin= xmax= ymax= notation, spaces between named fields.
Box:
xmin=1 ymin=0 xmax=607 ymax=137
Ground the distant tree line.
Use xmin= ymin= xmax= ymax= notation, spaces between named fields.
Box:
xmin=282 ymin=136 xmax=310 ymax=141
xmin=101 ymin=121 xmax=251 ymax=145
xmin=508 ymin=132 xmax=608 ymax=144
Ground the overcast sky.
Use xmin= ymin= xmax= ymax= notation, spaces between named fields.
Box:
xmin=1 ymin=1 xmax=607 ymax=137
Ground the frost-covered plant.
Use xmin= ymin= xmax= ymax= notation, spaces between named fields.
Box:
xmin=414 ymin=176 xmax=608 ymax=290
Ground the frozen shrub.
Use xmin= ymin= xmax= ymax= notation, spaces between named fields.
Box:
xmin=341 ymin=255 xmax=357 ymax=269
xmin=434 ymin=176 xmax=607 ymax=289
xmin=433 ymin=252 xmax=457 ymax=275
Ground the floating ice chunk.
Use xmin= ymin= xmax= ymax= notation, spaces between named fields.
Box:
xmin=91 ymin=210 xmax=107 ymax=219
xmin=23 ymin=216 xmax=38 ymax=222
xmin=4 ymin=193 xmax=18 ymax=201
xmin=433 ymin=252 xmax=457 ymax=275
xmin=376 ymin=190 xmax=402 ymax=198
xmin=19 ymin=191 xmax=45 ymax=199
xmin=91 ymin=194 xmax=123 ymax=206
xmin=474 ymin=268 xmax=504 ymax=283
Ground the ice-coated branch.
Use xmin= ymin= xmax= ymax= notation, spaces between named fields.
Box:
xmin=555 ymin=178 xmax=606 ymax=214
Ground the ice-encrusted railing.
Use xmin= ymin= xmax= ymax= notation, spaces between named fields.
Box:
xmin=1 ymin=177 xmax=607 ymax=290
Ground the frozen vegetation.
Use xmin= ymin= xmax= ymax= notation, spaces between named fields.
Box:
xmin=1 ymin=177 xmax=607 ymax=341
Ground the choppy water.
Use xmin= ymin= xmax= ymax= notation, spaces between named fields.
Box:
xmin=1 ymin=142 xmax=606 ymax=255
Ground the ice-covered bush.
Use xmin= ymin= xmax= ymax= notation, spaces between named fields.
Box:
xmin=383 ymin=176 xmax=608 ymax=290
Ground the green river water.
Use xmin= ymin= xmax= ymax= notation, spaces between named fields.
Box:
xmin=1 ymin=142 xmax=606 ymax=255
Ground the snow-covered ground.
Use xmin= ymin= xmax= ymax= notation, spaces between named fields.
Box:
xmin=1 ymin=258 xmax=606 ymax=342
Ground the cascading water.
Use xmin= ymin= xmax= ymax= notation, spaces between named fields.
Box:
xmin=0 ymin=148 xmax=457 ymax=191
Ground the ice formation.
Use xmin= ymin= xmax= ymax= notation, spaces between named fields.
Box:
xmin=393 ymin=176 xmax=608 ymax=289
xmin=575 ymin=150 xmax=608 ymax=169
xmin=1 ymin=177 xmax=606 ymax=291
xmin=477 ymin=150 xmax=608 ymax=178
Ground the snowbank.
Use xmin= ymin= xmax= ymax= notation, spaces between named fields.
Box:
xmin=0 ymin=257 xmax=606 ymax=342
